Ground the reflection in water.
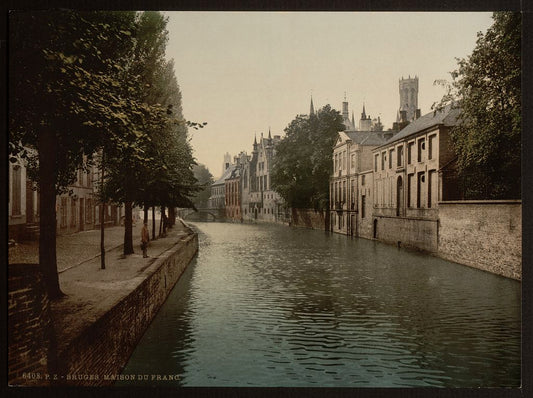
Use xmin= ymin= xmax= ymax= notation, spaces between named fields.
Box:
xmin=119 ymin=222 xmax=520 ymax=387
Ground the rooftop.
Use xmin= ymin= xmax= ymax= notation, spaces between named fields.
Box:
xmin=343 ymin=131 xmax=392 ymax=146
xmin=213 ymin=164 xmax=237 ymax=185
xmin=383 ymin=105 xmax=461 ymax=146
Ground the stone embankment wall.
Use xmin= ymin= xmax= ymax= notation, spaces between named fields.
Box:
xmin=56 ymin=231 xmax=198 ymax=385
xmin=8 ymin=226 xmax=198 ymax=386
xmin=290 ymin=208 xmax=328 ymax=230
xmin=8 ymin=264 xmax=55 ymax=386
xmin=373 ymin=216 xmax=439 ymax=253
xmin=438 ymin=201 xmax=521 ymax=280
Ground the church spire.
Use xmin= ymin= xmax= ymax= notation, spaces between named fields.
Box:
xmin=268 ymin=127 xmax=272 ymax=140
xmin=361 ymin=103 xmax=367 ymax=119
xmin=351 ymin=111 xmax=355 ymax=129
xmin=309 ymin=96 xmax=315 ymax=116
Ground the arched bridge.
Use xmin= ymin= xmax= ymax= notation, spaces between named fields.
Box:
xmin=177 ymin=207 xmax=224 ymax=221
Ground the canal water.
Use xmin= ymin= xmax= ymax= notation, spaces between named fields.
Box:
xmin=119 ymin=221 xmax=521 ymax=387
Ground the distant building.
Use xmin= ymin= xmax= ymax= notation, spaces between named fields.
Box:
xmin=208 ymin=163 xmax=236 ymax=210
xmin=222 ymin=152 xmax=232 ymax=176
xmin=398 ymin=76 xmax=421 ymax=122
xmin=242 ymin=131 xmax=284 ymax=222
xmin=225 ymin=166 xmax=242 ymax=221
xmin=329 ymin=130 xmax=393 ymax=237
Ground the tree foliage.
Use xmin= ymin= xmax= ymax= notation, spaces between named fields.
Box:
xmin=191 ymin=164 xmax=214 ymax=208
xmin=435 ymin=12 xmax=521 ymax=199
xmin=9 ymin=10 xmax=204 ymax=296
xmin=271 ymin=105 xmax=344 ymax=209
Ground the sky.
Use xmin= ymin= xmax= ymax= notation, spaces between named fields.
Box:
xmin=164 ymin=12 xmax=494 ymax=178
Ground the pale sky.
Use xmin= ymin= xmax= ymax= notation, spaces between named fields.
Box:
xmin=165 ymin=12 xmax=494 ymax=178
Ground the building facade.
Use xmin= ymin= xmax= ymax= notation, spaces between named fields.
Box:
xmin=208 ymin=164 xmax=236 ymax=211
xmin=242 ymin=131 xmax=284 ymax=222
xmin=225 ymin=166 xmax=242 ymax=221
xmin=8 ymin=154 xmax=121 ymax=242
xmin=329 ymin=130 xmax=392 ymax=238
xmin=371 ymin=105 xmax=460 ymax=251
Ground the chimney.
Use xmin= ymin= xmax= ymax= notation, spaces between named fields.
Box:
xmin=383 ymin=131 xmax=394 ymax=140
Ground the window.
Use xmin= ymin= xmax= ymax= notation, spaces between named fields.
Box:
xmin=397 ymin=146 xmax=403 ymax=167
xmin=408 ymin=142 xmax=414 ymax=164
xmin=417 ymin=172 xmax=425 ymax=208
xmin=374 ymin=154 xmax=379 ymax=172
xmin=351 ymin=180 xmax=356 ymax=210
xmin=381 ymin=152 xmax=386 ymax=170
xmin=418 ymin=138 xmax=425 ymax=162
xmin=428 ymin=134 xmax=436 ymax=160
xmin=11 ymin=165 xmax=21 ymax=215
xmin=343 ymin=151 xmax=347 ymax=170
xmin=86 ymin=199 xmax=93 ymax=223
xmin=343 ymin=180 xmax=346 ymax=203
xmin=407 ymin=174 xmax=414 ymax=208
xmin=351 ymin=154 xmax=356 ymax=169
xmin=70 ymin=198 xmax=77 ymax=227
xmin=361 ymin=195 xmax=366 ymax=218
xmin=389 ymin=149 xmax=394 ymax=169
xmin=362 ymin=175 xmax=366 ymax=186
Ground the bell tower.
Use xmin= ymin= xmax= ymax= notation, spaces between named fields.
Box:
xmin=399 ymin=76 xmax=420 ymax=121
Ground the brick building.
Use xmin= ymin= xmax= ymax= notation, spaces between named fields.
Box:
xmin=225 ymin=166 xmax=242 ymax=221
xmin=371 ymin=105 xmax=460 ymax=251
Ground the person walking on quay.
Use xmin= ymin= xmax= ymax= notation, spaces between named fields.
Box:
xmin=141 ymin=222 xmax=150 ymax=258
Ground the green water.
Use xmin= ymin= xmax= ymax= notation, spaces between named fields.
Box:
xmin=119 ymin=222 xmax=521 ymax=387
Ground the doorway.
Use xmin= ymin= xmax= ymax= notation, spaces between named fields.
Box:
xmin=396 ymin=176 xmax=404 ymax=216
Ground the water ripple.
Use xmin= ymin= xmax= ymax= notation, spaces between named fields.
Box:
xmin=120 ymin=222 xmax=521 ymax=388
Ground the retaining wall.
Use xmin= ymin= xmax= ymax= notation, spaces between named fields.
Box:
xmin=8 ymin=227 xmax=198 ymax=386
xmin=438 ymin=201 xmax=521 ymax=280
xmin=373 ymin=215 xmax=439 ymax=253
xmin=55 ymin=231 xmax=198 ymax=385
xmin=291 ymin=208 xmax=328 ymax=230
xmin=8 ymin=264 xmax=55 ymax=386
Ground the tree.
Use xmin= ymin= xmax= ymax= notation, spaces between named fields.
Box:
xmin=9 ymin=11 xmax=142 ymax=297
xmin=435 ymin=12 xmax=521 ymax=199
xmin=271 ymin=105 xmax=344 ymax=209
xmin=192 ymin=164 xmax=214 ymax=208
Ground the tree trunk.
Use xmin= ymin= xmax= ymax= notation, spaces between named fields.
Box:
xmin=168 ymin=207 xmax=175 ymax=227
xmin=151 ymin=206 xmax=156 ymax=240
xmin=38 ymin=129 xmax=63 ymax=298
xmin=100 ymin=201 xmax=105 ymax=269
xmin=123 ymin=201 xmax=134 ymax=255
xmin=159 ymin=206 xmax=164 ymax=237
xmin=162 ymin=205 xmax=167 ymax=236
xmin=100 ymin=153 xmax=106 ymax=270
xmin=143 ymin=205 xmax=148 ymax=224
